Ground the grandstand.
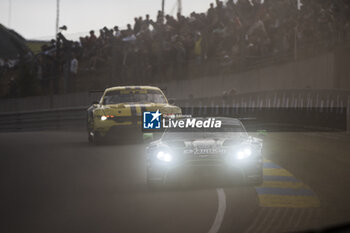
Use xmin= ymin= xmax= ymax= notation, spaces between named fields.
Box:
xmin=1 ymin=0 xmax=350 ymax=98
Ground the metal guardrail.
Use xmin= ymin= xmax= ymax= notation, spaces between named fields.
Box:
xmin=174 ymin=89 xmax=350 ymax=132
xmin=0 ymin=89 xmax=349 ymax=132
xmin=0 ymin=107 xmax=87 ymax=132
xmin=176 ymin=89 xmax=350 ymax=109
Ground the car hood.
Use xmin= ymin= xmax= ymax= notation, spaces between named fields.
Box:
xmin=164 ymin=133 xmax=247 ymax=149
xmin=101 ymin=103 xmax=181 ymax=115
xmin=105 ymin=103 xmax=167 ymax=109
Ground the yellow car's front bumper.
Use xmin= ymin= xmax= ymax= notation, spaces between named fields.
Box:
xmin=94 ymin=116 xmax=142 ymax=136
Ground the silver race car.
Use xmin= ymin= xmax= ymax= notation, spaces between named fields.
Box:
xmin=146 ymin=117 xmax=263 ymax=188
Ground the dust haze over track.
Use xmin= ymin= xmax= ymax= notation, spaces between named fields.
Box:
xmin=1 ymin=131 xmax=350 ymax=233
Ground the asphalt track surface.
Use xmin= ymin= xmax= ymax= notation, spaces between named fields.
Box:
xmin=1 ymin=131 xmax=350 ymax=233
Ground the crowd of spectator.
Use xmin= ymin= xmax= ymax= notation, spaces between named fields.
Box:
xmin=4 ymin=0 xmax=350 ymax=96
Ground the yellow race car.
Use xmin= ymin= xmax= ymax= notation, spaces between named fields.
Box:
xmin=87 ymin=86 xmax=182 ymax=143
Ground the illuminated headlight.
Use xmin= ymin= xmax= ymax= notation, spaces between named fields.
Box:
xmin=156 ymin=151 xmax=173 ymax=162
xmin=101 ymin=115 xmax=115 ymax=121
xmin=236 ymin=148 xmax=252 ymax=160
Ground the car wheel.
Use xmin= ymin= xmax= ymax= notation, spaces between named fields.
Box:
xmin=87 ymin=131 xmax=103 ymax=145
xmin=88 ymin=133 xmax=94 ymax=143
xmin=246 ymin=171 xmax=263 ymax=186
xmin=249 ymin=176 xmax=263 ymax=186
xmin=87 ymin=113 xmax=94 ymax=143
xmin=92 ymin=132 xmax=103 ymax=145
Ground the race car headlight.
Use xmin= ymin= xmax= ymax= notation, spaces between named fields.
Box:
xmin=156 ymin=151 xmax=173 ymax=162
xmin=100 ymin=115 xmax=115 ymax=121
xmin=236 ymin=148 xmax=252 ymax=160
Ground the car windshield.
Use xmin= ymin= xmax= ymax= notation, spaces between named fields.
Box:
xmin=103 ymin=89 xmax=167 ymax=104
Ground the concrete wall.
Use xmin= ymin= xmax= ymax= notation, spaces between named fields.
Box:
xmin=164 ymin=53 xmax=335 ymax=99
xmin=0 ymin=51 xmax=346 ymax=113
xmin=0 ymin=92 xmax=101 ymax=113
xmin=334 ymin=47 xmax=350 ymax=90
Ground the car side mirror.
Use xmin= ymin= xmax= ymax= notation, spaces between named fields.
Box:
xmin=92 ymin=101 xmax=99 ymax=105
xmin=168 ymin=99 xmax=175 ymax=105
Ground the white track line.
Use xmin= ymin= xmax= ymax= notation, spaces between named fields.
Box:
xmin=208 ymin=188 xmax=226 ymax=233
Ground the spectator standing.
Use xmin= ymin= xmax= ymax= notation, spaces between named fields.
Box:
xmin=207 ymin=3 xmax=215 ymax=24
xmin=114 ymin=26 xmax=121 ymax=38
xmin=69 ymin=55 xmax=79 ymax=92
xmin=142 ymin=14 xmax=151 ymax=31
xmin=87 ymin=30 xmax=97 ymax=48
xmin=133 ymin=17 xmax=142 ymax=34
xmin=194 ymin=33 xmax=203 ymax=63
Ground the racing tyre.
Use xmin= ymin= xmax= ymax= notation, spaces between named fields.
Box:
xmin=88 ymin=131 xmax=103 ymax=145
xmin=246 ymin=170 xmax=263 ymax=186
xmin=248 ymin=176 xmax=263 ymax=186
xmin=88 ymin=133 xmax=94 ymax=143
xmin=93 ymin=133 xmax=103 ymax=145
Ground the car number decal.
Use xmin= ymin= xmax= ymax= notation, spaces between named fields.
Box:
xmin=193 ymin=148 xmax=225 ymax=155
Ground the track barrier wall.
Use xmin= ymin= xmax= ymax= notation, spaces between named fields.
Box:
xmin=0 ymin=89 xmax=349 ymax=132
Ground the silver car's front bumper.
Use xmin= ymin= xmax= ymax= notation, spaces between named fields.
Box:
xmin=147 ymin=158 xmax=263 ymax=185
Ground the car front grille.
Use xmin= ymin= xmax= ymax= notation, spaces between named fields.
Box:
xmin=183 ymin=159 xmax=225 ymax=167
xmin=112 ymin=116 xmax=140 ymax=124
